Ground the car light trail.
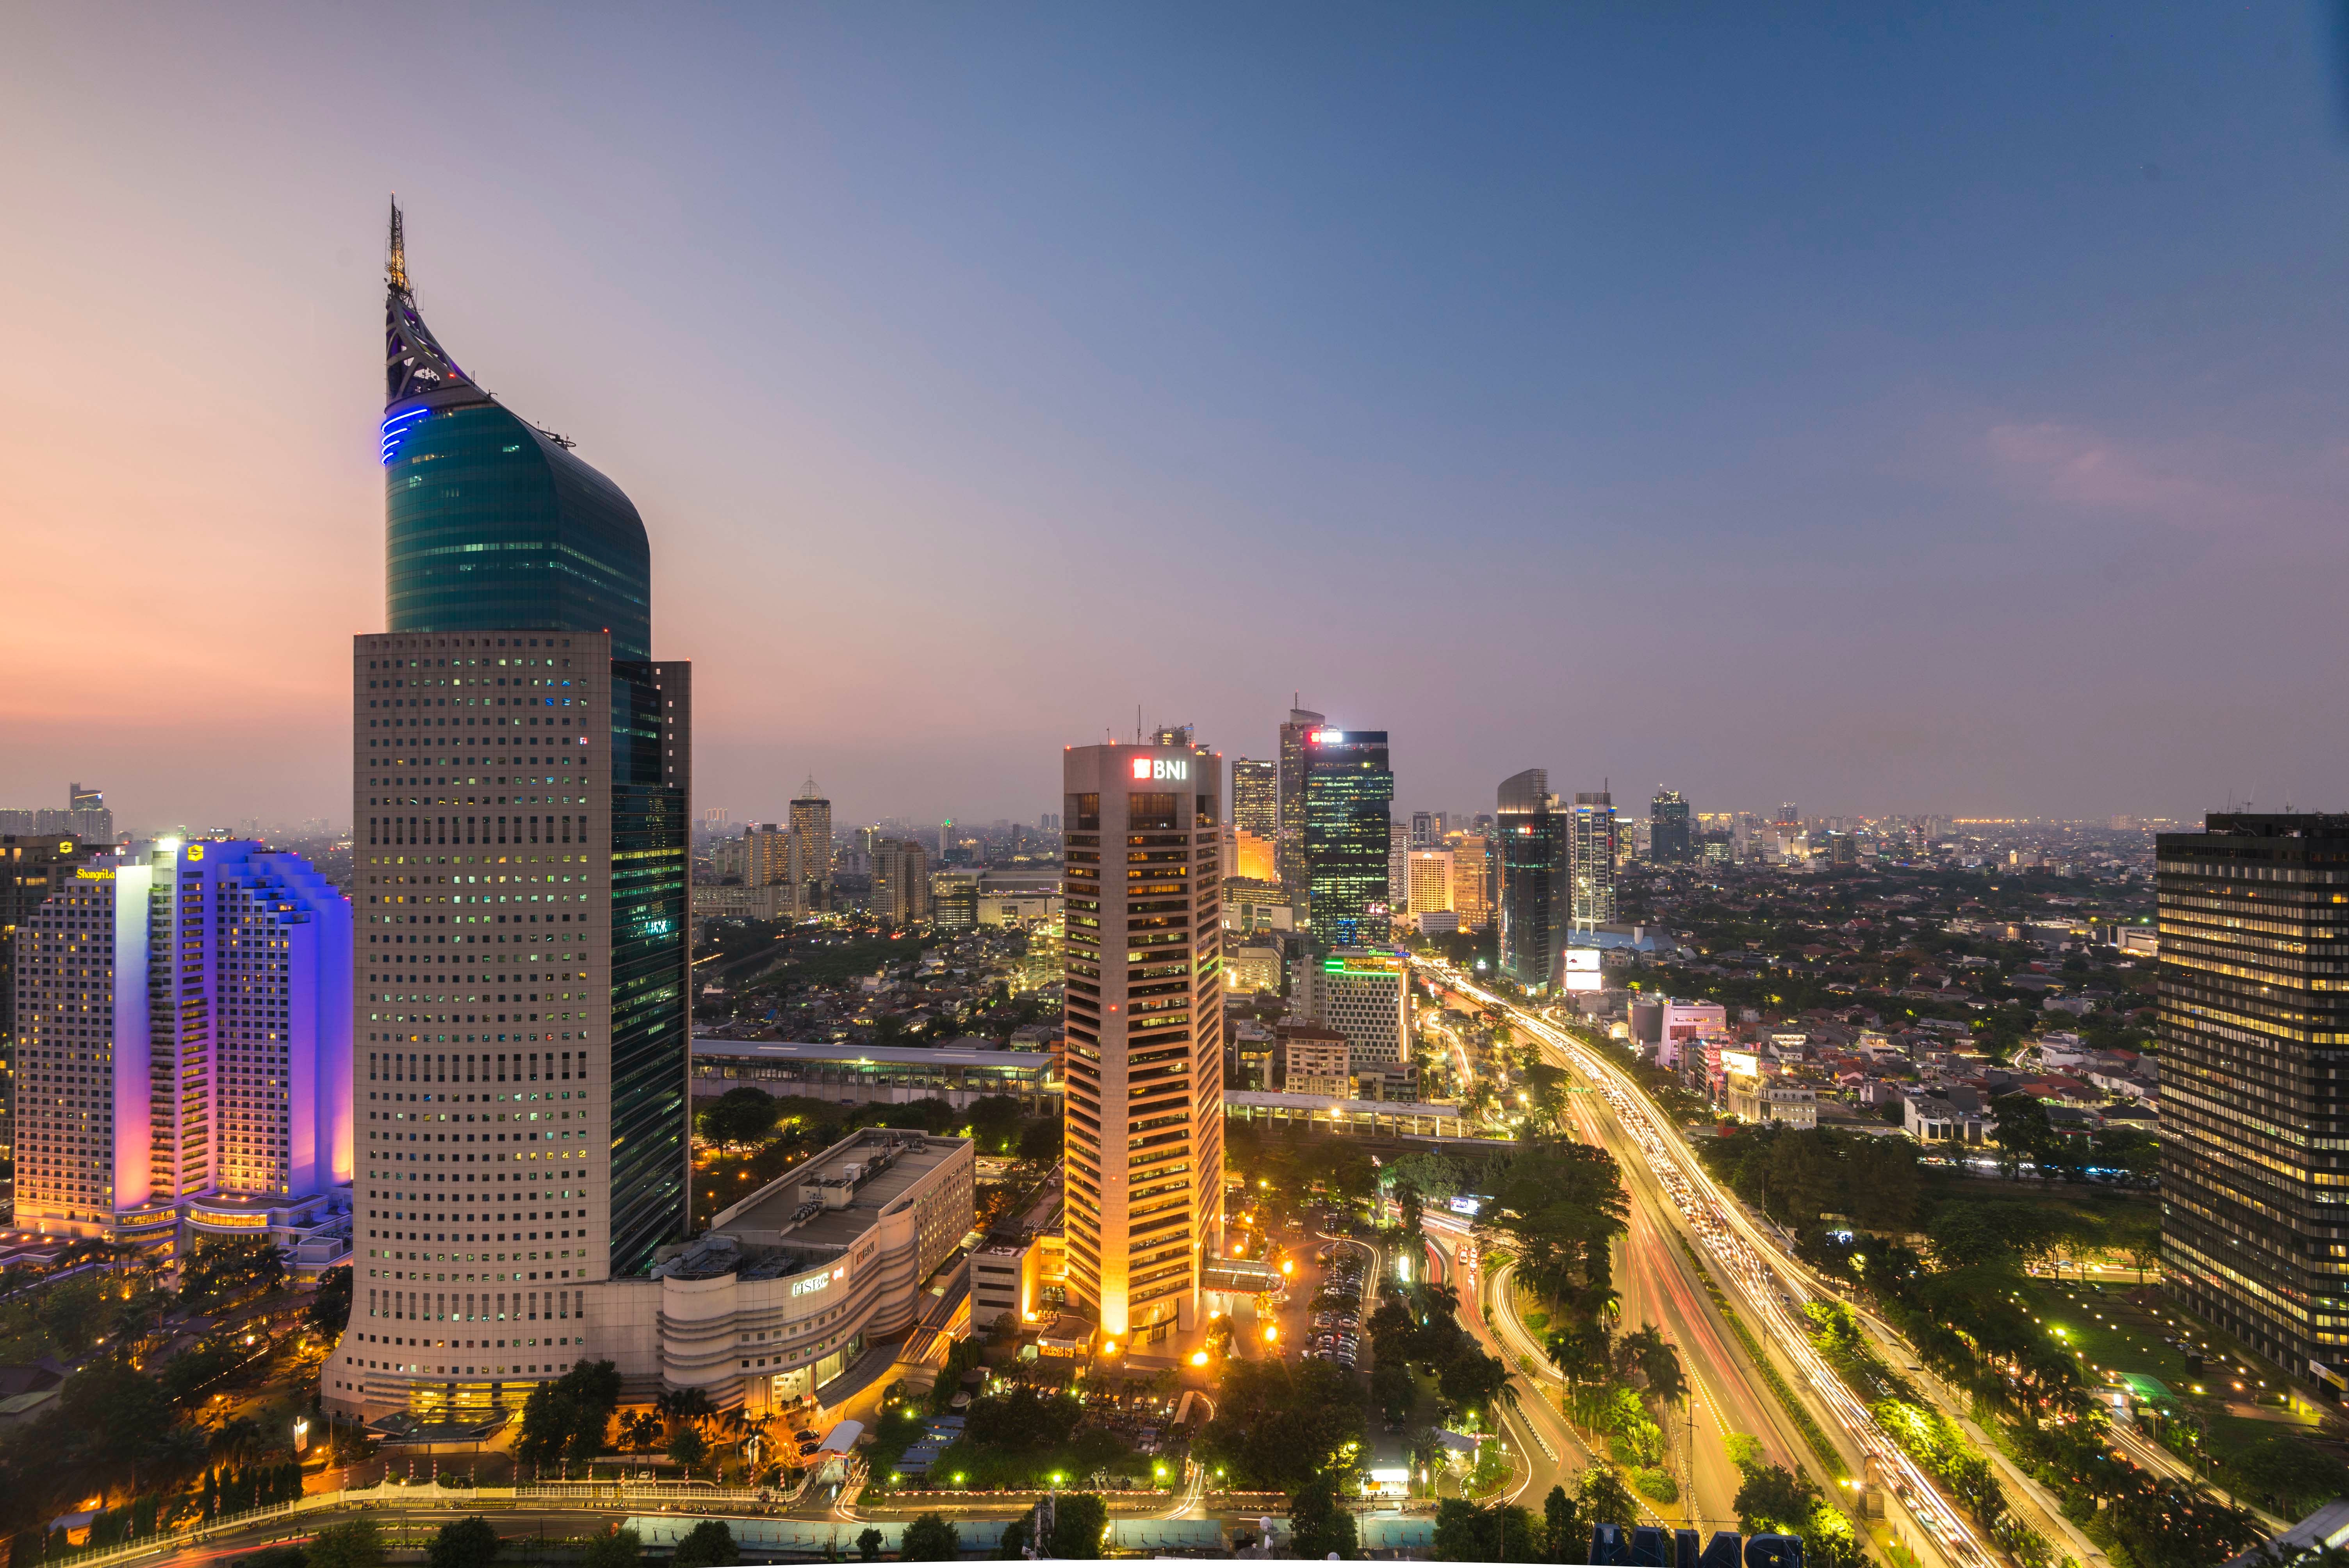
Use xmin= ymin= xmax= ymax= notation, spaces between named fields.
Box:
xmin=1417 ymin=961 xmax=1994 ymax=1568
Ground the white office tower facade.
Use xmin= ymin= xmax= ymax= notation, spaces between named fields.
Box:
xmin=1289 ymin=949 xmax=1410 ymax=1089
xmin=1060 ymin=736 xmax=1225 ymax=1342
xmin=11 ymin=840 xmax=352 ymax=1248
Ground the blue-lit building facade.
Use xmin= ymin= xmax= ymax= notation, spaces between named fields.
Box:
xmin=326 ymin=207 xmax=692 ymax=1421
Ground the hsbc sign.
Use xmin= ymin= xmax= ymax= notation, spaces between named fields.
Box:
xmin=1131 ymin=758 xmax=1189 ymax=782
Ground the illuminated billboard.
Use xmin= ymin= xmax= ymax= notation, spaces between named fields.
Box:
xmin=1562 ymin=947 xmax=1602 ymax=992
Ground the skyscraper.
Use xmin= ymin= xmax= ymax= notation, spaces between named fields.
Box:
xmin=1410 ymin=811 xmax=1438 ymax=849
xmin=1303 ymin=727 xmax=1393 ymax=951
xmin=1568 ymin=791 xmax=1618 ymax=927
xmin=1387 ymin=819 xmax=1413 ymax=919
xmin=1649 ymin=789 xmax=1692 ymax=863
xmin=1406 ymin=850 xmax=1454 ymax=916
xmin=790 ymin=779 xmax=832 ymax=913
xmin=2157 ymin=814 xmax=2349 ymax=1383
xmin=341 ymin=201 xmax=693 ymax=1409
xmin=2 ymin=833 xmax=107 ymax=1210
xmin=11 ymin=839 xmax=351 ymax=1238
xmin=1275 ymin=708 xmax=1324 ymax=907
xmin=1447 ymin=833 xmax=1494 ymax=931
xmin=873 ymin=839 xmax=930 ymax=925
xmin=1232 ymin=759 xmax=1276 ymax=843
xmin=1060 ymin=734 xmax=1224 ymax=1341
xmin=1497 ymin=770 xmax=1565 ymax=989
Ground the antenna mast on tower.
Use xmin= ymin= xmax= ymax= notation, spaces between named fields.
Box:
xmin=387 ymin=194 xmax=410 ymax=296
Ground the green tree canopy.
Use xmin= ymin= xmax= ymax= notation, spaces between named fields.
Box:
xmin=900 ymin=1515 xmax=961 ymax=1562
xmin=670 ymin=1520 xmax=740 ymax=1568
xmin=425 ymin=1517 xmax=502 ymax=1568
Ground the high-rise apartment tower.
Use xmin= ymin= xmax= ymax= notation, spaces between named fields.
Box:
xmin=11 ymin=840 xmax=351 ymax=1240
xmin=1060 ymin=735 xmax=1224 ymax=1341
xmin=790 ymin=779 xmax=832 ymax=913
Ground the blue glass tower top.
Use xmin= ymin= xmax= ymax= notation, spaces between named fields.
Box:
xmin=381 ymin=204 xmax=651 ymax=660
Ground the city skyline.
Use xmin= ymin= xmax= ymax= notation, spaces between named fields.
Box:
xmin=11 ymin=7 xmax=2349 ymax=828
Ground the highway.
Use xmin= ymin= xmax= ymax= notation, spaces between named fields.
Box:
xmin=1416 ymin=960 xmax=1993 ymax=1568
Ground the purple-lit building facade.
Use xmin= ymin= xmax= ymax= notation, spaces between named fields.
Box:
xmin=9 ymin=839 xmax=353 ymax=1260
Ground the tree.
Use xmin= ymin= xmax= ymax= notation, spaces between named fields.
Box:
xmin=699 ymin=1087 xmax=779 ymax=1147
xmin=1192 ymin=1359 xmax=1367 ymax=1492
xmin=515 ymin=1360 xmax=622 ymax=1468
xmin=900 ymin=1515 xmax=960 ymax=1562
xmin=855 ymin=1528 xmax=884 ymax=1561
xmin=426 ymin=1518 xmax=502 ymax=1568
xmin=179 ymin=1238 xmax=287 ymax=1308
xmin=1635 ymin=1333 xmax=1687 ymax=1413
xmin=1542 ymin=1484 xmax=1581 ymax=1564
xmin=1732 ymin=1463 xmax=1819 ymax=1536
xmin=1288 ymin=1474 xmax=1359 ymax=1560
xmin=995 ymin=1517 xmax=1028 ymax=1559
xmin=1046 ymin=1493 xmax=1108 ymax=1559
xmin=580 ymin=1528 xmax=642 ymax=1568
xmin=307 ymin=1266 xmax=354 ymax=1336
xmin=1577 ymin=1464 xmax=1638 ymax=1536
xmin=1397 ymin=1180 xmax=1425 ymax=1239
xmin=670 ymin=1521 xmax=740 ymax=1568
xmin=1430 ymin=1499 xmax=1541 ymax=1562
xmin=667 ymin=1424 xmax=709 ymax=1474
xmin=308 ymin=1519 xmax=385 ymax=1568
xmin=1016 ymin=1118 xmax=1062 ymax=1165
xmin=965 ymin=1096 xmax=1027 ymax=1155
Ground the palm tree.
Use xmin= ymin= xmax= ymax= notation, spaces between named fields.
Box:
xmin=658 ymin=1386 xmax=717 ymax=1438
xmin=620 ymin=1410 xmax=662 ymax=1452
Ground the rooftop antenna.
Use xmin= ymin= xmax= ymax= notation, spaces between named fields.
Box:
xmin=1138 ymin=704 xmax=1144 ymax=744
xmin=387 ymin=193 xmax=409 ymax=296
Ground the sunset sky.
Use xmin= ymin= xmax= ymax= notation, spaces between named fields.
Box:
xmin=7 ymin=4 xmax=2349 ymax=832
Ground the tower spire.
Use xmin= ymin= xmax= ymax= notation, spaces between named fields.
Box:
xmin=387 ymin=194 xmax=409 ymax=296
xmin=382 ymin=195 xmax=476 ymax=409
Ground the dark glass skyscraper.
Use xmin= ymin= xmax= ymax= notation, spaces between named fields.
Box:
xmin=1497 ymin=769 xmax=1565 ymax=989
xmin=2157 ymin=814 xmax=2349 ymax=1388
xmin=1302 ymin=727 xmax=1392 ymax=950
xmin=1649 ymin=789 xmax=1692 ymax=863
xmin=349 ymin=200 xmax=691 ymax=1371
xmin=1276 ymin=708 xmax=1324 ymax=907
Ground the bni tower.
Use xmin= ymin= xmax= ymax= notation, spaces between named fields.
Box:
xmin=330 ymin=202 xmax=692 ymax=1415
xmin=1060 ymin=729 xmax=1224 ymax=1342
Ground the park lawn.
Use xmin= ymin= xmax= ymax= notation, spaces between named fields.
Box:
xmin=2022 ymin=1279 xmax=2198 ymax=1390
xmin=1917 ymin=1170 xmax=2161 ymax=1268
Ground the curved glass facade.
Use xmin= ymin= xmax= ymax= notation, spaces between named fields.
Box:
xmin=385 ymin=401 xmax=652 ymax=661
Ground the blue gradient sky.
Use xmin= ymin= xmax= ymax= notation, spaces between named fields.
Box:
xmin=6 ymin=4 xmax=2348 ymax=831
